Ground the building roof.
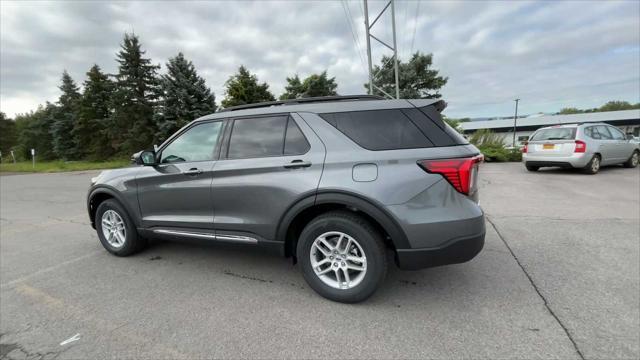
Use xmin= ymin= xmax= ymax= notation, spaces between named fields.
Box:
xmin=460 ymin=109 xmax=640 ymax=132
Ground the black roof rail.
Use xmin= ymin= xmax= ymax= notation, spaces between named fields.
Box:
xmin=217 ymin=95 xmax=385 ymax=113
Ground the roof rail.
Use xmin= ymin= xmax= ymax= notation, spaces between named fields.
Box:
xmin=217 ymin=95 xmax=385 ymax=113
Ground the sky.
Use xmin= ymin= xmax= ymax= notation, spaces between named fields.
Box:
xmin=1 ymin=0 xmax=639 ymax=119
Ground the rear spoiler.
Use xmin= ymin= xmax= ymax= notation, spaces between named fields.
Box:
xmin=407 ymin=99 xmax=447 ymax=112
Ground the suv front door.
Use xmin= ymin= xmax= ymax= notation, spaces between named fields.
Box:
xmin=136 ymin=120 xmax=225 ymax=229
xmin=211 ymin=113 xmax=325 ymax=242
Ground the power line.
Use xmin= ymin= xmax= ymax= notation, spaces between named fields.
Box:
xmin=409 ymin=0 xmax=420 ymax=57
xmin=341 ymin=0 xmax=367 ymax=69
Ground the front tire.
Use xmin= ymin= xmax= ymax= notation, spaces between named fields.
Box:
xmin=623 ymin=151 xmax=639 ymax=168
xmin=583 ymin=154 xmax=601 ymax=174
xmin=297 ymin=211 xmax=387 ymax=303
xmin=95 ymin=199 xmax=146 ymax=256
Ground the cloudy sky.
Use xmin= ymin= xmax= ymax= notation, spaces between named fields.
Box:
xmin=1 ymin=0 xmax=639 ymax=119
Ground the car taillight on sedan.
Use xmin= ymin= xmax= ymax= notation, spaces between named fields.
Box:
xmin=574 ymin=140 xmax=586 ymax=153
xmin=418 ymin=155 xmax=484 ymax=195
xmin=522 ymin=143 xmax=528 ymax=153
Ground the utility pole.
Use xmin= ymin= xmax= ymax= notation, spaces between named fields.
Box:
xmin=512 ymin=98 xmax=520 ymax=148
xmin=363 ymin=0 xmax=400 ymax=99
xmin=363 ymin=0 xmax=373 ymax=95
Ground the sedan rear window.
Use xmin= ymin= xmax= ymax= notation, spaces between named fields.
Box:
xmin=530 ymin=128 xmax=576 ymax=141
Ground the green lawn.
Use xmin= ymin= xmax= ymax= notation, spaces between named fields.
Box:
xmin=0 ymin=159 xmax=131 ymax=173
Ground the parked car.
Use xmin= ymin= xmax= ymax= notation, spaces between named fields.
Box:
xmin=522 ymin=123 xmax=639 ymax=174
xmin=87 ymin=95 xmax=485 ymax=303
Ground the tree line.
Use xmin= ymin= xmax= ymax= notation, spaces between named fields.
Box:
xmin=0 ymin=32 xmax=448 ymax=162
xmin=558 ymin=101 xmax=640 ymax=115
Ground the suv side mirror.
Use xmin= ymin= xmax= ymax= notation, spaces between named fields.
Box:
xmin=132 ymin=150 xmax=157 ymax=166
xmin=627 ymin=134 xmax=634 ymax=140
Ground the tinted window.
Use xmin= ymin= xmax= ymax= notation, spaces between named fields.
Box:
xmin=595 ymin=126 xmax=613 ymax=140
xmin=608 ymin=126 xmax=625 ymax=140
xmin=530 ymin=128 xmax=576 ymax=141
xmin=319 ymin=109 xmax=432 ymax=150
xmin=402 ymin=108 xmax=455 ymax=146
xmin=284 ymin=117 xmax=310 ymax=155
xmin=160 ymin=121 xmax=223 ymax=163
xmin=228 ymin=116 xmax=287 ymax=159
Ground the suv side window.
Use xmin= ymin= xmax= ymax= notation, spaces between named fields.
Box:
xmin=596 ymin=125 xmax=613 ymax=140
xmin=585 ymin=126 xmax=601 ymax=139
xmin=227 ymin=115 xmax=288 ymax=159
xmin=160 ymin=121 xmax=223 ymax=163
xmin=608 ymin=126 xmax=625 ymax=140
xmin=284 ymin=117 xmax=311 ymax=155
xmin=319 ymin=109 xmax=433 ymax=150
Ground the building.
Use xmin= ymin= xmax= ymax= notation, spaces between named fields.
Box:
xmin=460 ymin=109 xmax=640 ymax=147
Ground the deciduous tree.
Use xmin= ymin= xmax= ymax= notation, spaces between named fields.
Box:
xmin=280 ymin=71 xmax=338 ymax=100
xmin=365 ymin=52 xmax=447 ymax=99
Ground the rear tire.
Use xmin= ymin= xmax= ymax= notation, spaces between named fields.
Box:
xmin=583 ymin=154 xmax=601 ymax=174
xmin=297 ymin=210 xmax=387 ymax=303
xmin=623 ymin=151 xmax=639 ymax=168
xmin=95 ymin=199 xmax=146 ymax=256
xmin=525 ymin=164 xmax=539 ymax=172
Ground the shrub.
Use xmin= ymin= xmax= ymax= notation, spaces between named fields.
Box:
xmin=469 ymin=129 xmax=522 ymax=162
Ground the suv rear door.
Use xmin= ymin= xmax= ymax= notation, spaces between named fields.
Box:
xmin=210 ymin=113 xmax=325 ymax=242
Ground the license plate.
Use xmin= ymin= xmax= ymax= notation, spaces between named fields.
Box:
xmin=543 ymin=144 xmax=555 ymax=150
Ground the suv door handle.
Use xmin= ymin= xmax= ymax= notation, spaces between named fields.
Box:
xmin=183 ymin=168 xmax=203 ymax=176
xmin=284 ymin=160 xmax=312 ymax=169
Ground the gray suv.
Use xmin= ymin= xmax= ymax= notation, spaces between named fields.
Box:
xmin=87 ymin=96 xmax=485 ymax=302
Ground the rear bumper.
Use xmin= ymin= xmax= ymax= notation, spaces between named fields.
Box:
xmin=395 ymin=231 xmax=485 ymax=270
xmin=523 ymin=152 xmax=590 ymax=168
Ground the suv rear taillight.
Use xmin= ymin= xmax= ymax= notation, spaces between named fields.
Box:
xmin=418 ymin=155 xmax=483 ymax=195
xmin=522 ymin=143 xmax=528 ymax=153
xmin=574 ymin=140 xmax=586 ymax=153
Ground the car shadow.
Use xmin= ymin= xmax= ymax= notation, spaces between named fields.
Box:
xmin=135 ymin=237 xmax=484 ymax=306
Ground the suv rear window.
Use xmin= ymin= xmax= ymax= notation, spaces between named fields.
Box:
xmin=530 ymin=128 xmax=576 ymax=141
xmin=319 ymin=107 xmax=466 ymax=151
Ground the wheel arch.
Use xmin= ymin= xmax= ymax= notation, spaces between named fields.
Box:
xmin=88 ymin=187 xmax=139 ymax=229
xmin=278 ymin=191 xmax=409 ymax=259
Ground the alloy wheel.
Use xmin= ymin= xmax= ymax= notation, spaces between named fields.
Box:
xmin=592 ymin=157 xmax=600 ymax=172
xmin=310 ymin=231 xmax=367 ymax=290
xmin=101 ymin=210 xmax=126 ymax=249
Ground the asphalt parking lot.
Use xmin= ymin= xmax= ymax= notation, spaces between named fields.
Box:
xmin=1 ymin=163 xmax=638 ymax=359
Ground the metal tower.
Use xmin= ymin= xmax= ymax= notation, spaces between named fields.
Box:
xmin=363 ymin=0 xmax=400 ymax=99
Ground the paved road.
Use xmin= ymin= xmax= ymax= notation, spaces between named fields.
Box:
xmin=0 ymin=163 xmax=638 ymax=359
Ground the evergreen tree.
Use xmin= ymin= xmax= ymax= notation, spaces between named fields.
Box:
xmin=50 ymin=70 xmax=81 ymax=160
xmin=221 ymin=66 xmax=275 ymax=108
xmin=110 ymin=33 xmax=161 ymax=154
xmin=14 ymin=104 xmax=57 ymax=161
xmin=0 ymin=112 xmax=17 ymax=157
xmin=365 ymin=52 xmax=448 ymax=99
xmin=156 ymin=52 xmax=217 ymax=141
xmin=74 ymin=64 xmax=115 ymax=160
xmin=279 ymin=71 xmax=338 ymax=100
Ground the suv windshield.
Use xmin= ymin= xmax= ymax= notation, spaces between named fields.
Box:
xmin=530 ymin=128 xmax=576 ymax=141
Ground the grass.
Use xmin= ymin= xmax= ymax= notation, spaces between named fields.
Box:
xmin=0 ymin=159 xmax=131 ymax=173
